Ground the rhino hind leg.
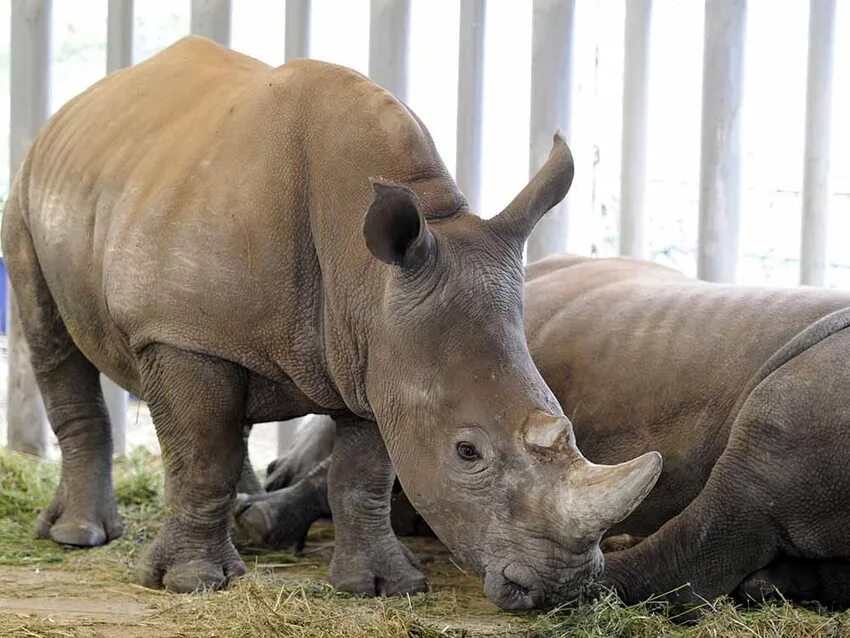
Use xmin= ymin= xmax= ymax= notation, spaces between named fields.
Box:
xmin=136 ymin=344 xmax=247 ymax=592
xmin=235 ymin=457 xmax=331 ymax=550
xmin=328 ymin=417 xmax=428 ymax=596
xmin=2 ymin=198 xmax=122 ymax=547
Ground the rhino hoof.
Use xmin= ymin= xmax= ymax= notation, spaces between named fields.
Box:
xmin=48 ymin=522 xmax=107 ymax=547
xmin=331 ymin=566 xmax=429 ymax=597
xmin=330 ymin=541 xmax=428 ymax=597
xmin=136 ymin=548 xmax=246 ymax=593
xmin=37 ymin=512 xmax=123 ymax=548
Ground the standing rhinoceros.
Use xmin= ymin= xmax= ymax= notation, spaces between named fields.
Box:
xmin=1 ymin=37 xmax=661 ymax=610
xmin=244 ymin=252 xmax=850 ymax=608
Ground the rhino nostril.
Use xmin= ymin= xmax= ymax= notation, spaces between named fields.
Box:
xmin=499 ymin=579 xmax=535 ymax=611
xmin=504 ymin=578 xmax=530 ymax=598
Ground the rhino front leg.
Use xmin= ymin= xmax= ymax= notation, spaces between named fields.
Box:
xmin=328 ymin=417 xmax=428 ymax=596
xmin=601 ymin=446 xmax=777 ymax=607
xmin=136 ymin=345 xmax=247 ymax=592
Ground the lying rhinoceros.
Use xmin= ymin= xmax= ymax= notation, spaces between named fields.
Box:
xmin=241 ymin=253 xmax=850 ymax=608
xmin=1 ymin=36 xmax=662 ymax=609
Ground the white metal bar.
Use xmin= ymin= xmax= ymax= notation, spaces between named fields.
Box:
xmin=697 ymin=0 xmax=747 ymax=283
xmin=619 ymin=0 xmax=653 ymax=259
xmin=107 ymin=0 xmax=133 ymax=73
xmin=7 ymin=0 xmax=52 ymax=456
xmin=799 ymin=0 xmax=836 ymax=287
xmin=456 ymin=0 xmax=486 ymax=212
xmin=190 ymin=0 xmax=232 ymax=45
xmin=101 ymin=376 xmax=127 ymax=456
xmin=104 ymin=0 xmax=134 ymax=456
xmin=368 ymin=0 xmax=411 ymax=101
xmin=285 ymin=0 xmax=311 ymax=61
xmin=277 ymin=417 xmax=307 ymax=456
xmin=527 ymin=0 xmax=575 ymax=263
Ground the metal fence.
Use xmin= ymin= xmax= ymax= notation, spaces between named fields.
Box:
xmin=4 ymin=0 xmax=840 ymax=457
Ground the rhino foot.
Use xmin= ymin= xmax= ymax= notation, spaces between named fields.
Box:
xmin=36 ymin=490 xmax=123 ymax=548
xmin=234 ymin=495 xmax=313 ymax=551
xmin=235 ymin=478 xmax=329 ymax=551
xmin=136 ymin=522 xmax=246 ymax=593
xmin=330 ymin=539 xmax=428 ymax=597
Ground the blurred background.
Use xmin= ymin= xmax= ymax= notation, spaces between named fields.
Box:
xmin=1 ymin=0 xmax=848 ymax=285
xmin=1 ymin=0 xmax=848 ymax=462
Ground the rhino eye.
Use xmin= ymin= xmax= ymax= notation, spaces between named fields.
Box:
xmin=456 ymin=441 xmax=480 ymax=461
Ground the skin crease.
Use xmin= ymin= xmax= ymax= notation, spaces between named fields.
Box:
xmin=246 ymin=253 xmax=850 ymax=609
xmin=1 ymin=36 xmax=661 ymax=611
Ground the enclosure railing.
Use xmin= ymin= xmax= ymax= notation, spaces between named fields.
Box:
xmin=5 ymin=0 xmax=839 ymax=458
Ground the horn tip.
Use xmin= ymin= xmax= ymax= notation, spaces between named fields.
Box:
xmin=639 ymin=450 xmax=663 ymax=485
xmin=644 ymin=450 xmax=663 ymax=468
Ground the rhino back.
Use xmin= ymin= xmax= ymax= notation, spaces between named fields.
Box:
xmin=20 ymin=36 xmax=460 ymax=406
xmin=524 ymin=254 xmax=850 ymax=533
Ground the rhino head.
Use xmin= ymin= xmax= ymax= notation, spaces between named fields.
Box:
xmin=361 ymin=133 xmax=662 ymax=610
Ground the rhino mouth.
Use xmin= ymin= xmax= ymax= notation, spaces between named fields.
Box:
xmin=484 ymin=551 xmax=604 ymax=611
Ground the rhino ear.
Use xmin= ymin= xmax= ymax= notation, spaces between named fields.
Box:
xmin=487 ymin=131 xmax=574 ymax=245
xmin=363 ymin=181 xmax=435 ymax=268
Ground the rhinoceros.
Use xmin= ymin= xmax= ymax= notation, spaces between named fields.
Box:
xmin=1 ymin=37 xmax=662 ymax=610
xmin=241 ymin=253 xmax=850 ymax=608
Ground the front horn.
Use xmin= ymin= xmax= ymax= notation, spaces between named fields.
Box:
xmin=562 ymin=451 xmax=663 ymax=542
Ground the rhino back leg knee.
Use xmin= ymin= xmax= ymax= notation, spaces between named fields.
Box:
xmin=2 ymin=196 xmax=121 ymax=547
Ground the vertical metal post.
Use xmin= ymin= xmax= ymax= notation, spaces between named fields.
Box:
xmin=527 ymin=0 xmax=575 ymax=262
xmin=619 ymin=0 xmax=653 ymax=259
xmin=104 ymin=0 xmax=134 ymax=456
xmin=107 ymin=0 xmax=133 ymax=73
xmin=277 ymin=417 xmax=303 ymax=456
xmin=368 ymin=0 xmax=411 ymax=101
xmin=285 ymin=0 xmax=311 ymax=61
xmin=697 ymin=0 xmax=747 ymax=283
xmin=7 ymin=0 xmax=52 ymax=455
xmin=190 ymin=0 xmax=232 ymax=45
xmin=456 ymin=0 xmax=486 ymax=212
xmin=799 ymin=0 xmax=836 ymax=287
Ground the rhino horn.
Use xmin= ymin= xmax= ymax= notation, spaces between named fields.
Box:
xmin=522 ymin=412 xmax=574 ymax=451
xmin=565 ymin=451 xmax=663 ymax=540
xmin=487 ymin=131 xmax=574 ymax=244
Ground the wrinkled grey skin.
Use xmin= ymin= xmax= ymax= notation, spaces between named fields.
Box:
xmin=246 ymin=253 xmax=850 ymax=609
xmin=1 ymin=37 xmax=662 ymax=610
